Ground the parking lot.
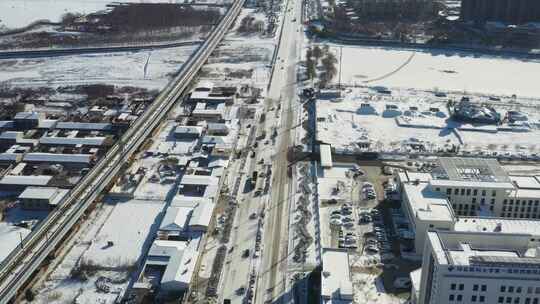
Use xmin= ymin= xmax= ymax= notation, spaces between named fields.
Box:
xmin=320 ymin=162 xmax=419 ymax=303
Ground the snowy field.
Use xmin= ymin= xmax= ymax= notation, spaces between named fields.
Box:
xmin=316 ymin=87 xmax=540 ymax=154
xmin=0 ymin=223 xmax=30 ymax=263
xmin=0 ymin=44 xmax=197 ymax=89
xmin=0 ymin=0 xmax=198 ymax=30
xmin=329 ymin=45 xmax=540 ymax=98
xmin=83 ymin=200 xmax=164 ymax=267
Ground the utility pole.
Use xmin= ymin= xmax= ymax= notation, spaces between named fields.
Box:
xmin=338 ymin=46 xmax=343 ymax=91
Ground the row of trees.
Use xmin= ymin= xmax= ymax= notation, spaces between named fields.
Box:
xmin=305 ymin=45 xmax=338 ymax=88
xmin=237 ymin=15 xmax=265 ymax=34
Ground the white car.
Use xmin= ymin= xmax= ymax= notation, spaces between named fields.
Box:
xmin=330 ymin=219 xmax=343 ymax=226
xmin=330 ymin=214 xmax=342 ymax=220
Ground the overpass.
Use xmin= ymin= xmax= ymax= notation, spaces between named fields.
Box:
xmin=0 ymin=0 xmax=244 ymax=302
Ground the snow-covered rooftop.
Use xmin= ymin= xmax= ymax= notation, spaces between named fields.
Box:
xmin=454 ymin=217 xmax=540 ymax=237
xmin=321 ymin=248 xmax=353 ymax=301
xmin=18 ymin=186 xmax=68 ymax=205
xmin=0 ymin=175 xmax=52 ymax=186
xmin=39 ymin=136 xmax=107 ymax=146
xmin=23 ymin=153 xmax=93 ymax=164
xmin=402 ymin=182 xmax=455 ymax=222
xmin=55 ymin=122 xmax=112 ymax=131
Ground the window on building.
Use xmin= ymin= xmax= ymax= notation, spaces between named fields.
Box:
xmin=518 ymin=287 xmax=523 ymax=293
xmin=482 ymin=190 xmax=486 ymax=196
xmin=525 ymin=298 xmax=531 ymax=304
xmin=457 ymin=295 xmax=463 ymax=301
xmin=499 ymin=297 xmax=505 ymax=303
xmin=450 ymin=294 xmax=455 ymax=301
xmin=502 ymin=286 xmax=507 ymax=292
xmin=455 ymin=188 xmax=459 ymax=195
xmin=460 ymin=188 xmax=465 ymax=195
xmin=481 ymin=285 xmax=487 ymax=292
xmin=515 ymin=298 xmax=521 ymax=304
xmin=509 ymin=287 xmax=515 ymax=293
xmin=507 ymin=297 xmax=512 ymax=304
xmin=492 ymin=190 xmax=497 ymax=196
xmin=481 ymin=198 xmax=486 ymax=205
xmin=472 ymin=295 xmax=477 ymax=302
xmin=474 ymin=285 xmax=479 ymax=291
xmin=447 ymin=188 xmax=452 ymax=195
xmin=527 ymin=287 xmax=533 ymax=294
xmin=451 ymin=283 xmax=456 ymax=290
xmin=466 ymin=189 xmax=471 ymax=196
xmin=473 ymin=189 xmax=478 ymax=195
xmin=504 ymin=199 xmax=508 ymax=205
xmin=480 ymin=296 xmax=485 ymax=302
xmin=491 ymin=198 xmax=496 ymax=204
xmin=459 ymin=284 xmax=464 ymax=291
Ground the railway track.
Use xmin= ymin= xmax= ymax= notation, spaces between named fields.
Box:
xmin=0 ymin=0 xmax=244 ymax=302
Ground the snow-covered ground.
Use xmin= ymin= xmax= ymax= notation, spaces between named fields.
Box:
xmin=352 ymin=272 xmax=406 ymax=304
xmin=0 ymin=44 xmax=197 ymax=90
xmin=328 ymin=45 xmax=540 ymax=98
xmin=83 ymin=200 xmax=164 ymax=267
xmin=316 ymin=87 xmax=540 ymax=154
xmin=0 ymin=223 xmax=30 ymax=263
xmin=199 ymin=8 xmax=275 ymax=94
xmin=0 ymin=0 xmax=211 ymax=30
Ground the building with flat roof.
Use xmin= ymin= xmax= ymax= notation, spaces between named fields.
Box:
xmin=320 ymin=144 xmax=333 ymax=168
xmin=39 ymin=136 xmax=109 ymax=147
xmin=206 ymin=123 xmax=229 ymax=136
xmin=461 ymin=0 xmax=540 ymax=24
xmin=14 ymin=112 xmax=44 ymax=130
xmin=398 ymin=157 xmax=540 ymax=253
xmin=191 ymin=103 xmax=225 ymax=122
xmin=178 ymin=175 xmax=219 ymax=199
xmin=159 ymin=200 xmax=214 ymax=240
xmin=138 ymin=239 xmax=197 ymax=294
xmin=321 ymin=248 xmax=353 ymax=303
xmin=54 ymin=122 xmax=112 ymax=132
xmin=173 ymin=126 xmax=203 ymax=140
xmin=23 ymin=153 xmax=94 ymax=168
xmin=413 ymin=230 xmax=540 ymax=304
xmin=18 ymin=186 xmax=68 ymax=210
xmin=0 ymin=175 xmax=53 ymax=191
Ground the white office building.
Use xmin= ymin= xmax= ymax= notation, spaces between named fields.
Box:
xmin=398 ymin=157 xmax=540 ymax=254
xmin=412 ymin=230 xmax=540 ymax=304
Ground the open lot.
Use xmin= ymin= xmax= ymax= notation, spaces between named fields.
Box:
xmin=316 ymin=87 xmax=540 ymax=155
xmin=328 ymin=45 xmax=540 ymax=98
xmin=0 ymin=44 xmax=198 ymax=90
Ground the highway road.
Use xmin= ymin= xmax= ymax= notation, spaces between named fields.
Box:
xmin=254 ymin=0 xmax=305 ymax=302
xmin=0 ymin=0 xmax=245 ymax=302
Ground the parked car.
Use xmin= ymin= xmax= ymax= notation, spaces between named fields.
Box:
xmin=330 ymin=219 xmax=343 ymax=226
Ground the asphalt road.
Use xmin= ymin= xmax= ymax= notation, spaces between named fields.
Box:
xmin=255 ymin=0 xmax=304 ymax=302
